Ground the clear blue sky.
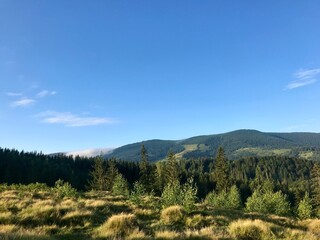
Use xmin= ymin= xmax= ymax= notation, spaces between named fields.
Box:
xmin=1 ymin=0 xmax=320 ymax=153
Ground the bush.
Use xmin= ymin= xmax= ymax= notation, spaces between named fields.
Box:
xmin=180 ymin=178 xmax=197 ymax=212
xmin=161 ymin=178 xmax=197 ymax=211
xmin=53 ymin=179 xmax=78 ymax=198
xmin=245 ymin=189 xmax=290 ymax=216
xmin=161 ymin=181 xmax=182 ymax=208
xmin=112 ymin=174 xmax=129 ymax=196
xmin=229 ymin=219 xmax=271 ymax=240
xmin=130 ymin=181 xmax=147 ymax=205
xmin=205 ymin=185 xmax=241 ymax=209
xmin=297 ymin=192 xmax=313 ymax=220
xmin=160 ymin=205 xmax=186 ymax=225
xmin=97 ymin=213 xmax=139 ymax=238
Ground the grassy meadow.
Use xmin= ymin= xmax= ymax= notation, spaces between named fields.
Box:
xmin=0 ymin=186 xmax=320 ymax=240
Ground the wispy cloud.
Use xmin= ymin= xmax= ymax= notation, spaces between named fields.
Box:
xmin=36 ymin=90 xmax=57 ymax=98
xmin=7 ymin=88 xmax=56 ymax=107
xmin=39 ymin=111 xmax=114 ymax=127
xmin=7 ymin=92 xmax=23 ymax=97
xmin=285 ymin=68 xmax=320 ymax=90
xmin=11 ymin=98 xmax=36 ymax=107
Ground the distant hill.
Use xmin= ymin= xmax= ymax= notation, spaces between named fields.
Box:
xmin=105 ymin=130 xmax=320 ymax=162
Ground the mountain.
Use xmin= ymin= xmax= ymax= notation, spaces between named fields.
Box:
xmin=105 ymin=129 xmax=320 ymax=162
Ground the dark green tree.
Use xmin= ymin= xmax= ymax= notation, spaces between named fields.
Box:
xmin=165 ymin=151 xmax=180 ymax=185
xmin=87 ymin=156 xmax=107 ymax=191
xmin=106 ymin=158 xmax=119 ymax=191
xmin=311 ymin=162 xmax=320 ymax=211
xmin=212 ymin=147 xmax=229 ymax=193
xmin=139 ymin=145 xmax=153 ymax=192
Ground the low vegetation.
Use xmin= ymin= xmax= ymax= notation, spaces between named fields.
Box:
xmin=0 ymin=184 xmax=319 ymax=240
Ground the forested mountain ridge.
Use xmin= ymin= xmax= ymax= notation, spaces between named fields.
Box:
xmin=105 ymin=129 xmax=320 ymax=162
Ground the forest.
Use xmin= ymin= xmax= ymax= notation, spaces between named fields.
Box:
xmin=1 ymin=146 xmax=320 ymax=239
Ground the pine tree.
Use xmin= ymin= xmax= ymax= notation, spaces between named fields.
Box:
xmin=297 ymin=192 xmax=313 ymax=220
xmin=87 ymin=156 xmax=107 ymax=191
xmin=213 ymin=147 xmax=229 ymax=193
xmin=139 ymin=145 xmax=153 ymax=192
xmin=165 ymin=151 xmax=180 ymax=185
xmin=112 ymin=173 xmax=129 ymax=196
xmin=311 ymin=162 xmax=320 ymax=211
xmin=106 ymin=158 xmax=119 ymax=191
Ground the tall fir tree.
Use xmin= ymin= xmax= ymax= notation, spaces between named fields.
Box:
xmin=311 ymin=162 xmax=320 ymax=210
xmin=87 ymin=156 xmax=107 ymax=191
xmin=106 ymin=158 xmax=119 ymax=191
xmin=139 ymin=145 xmax=153 ymax=192
xmin=212 ymin=147 xmax=229 ymax=193
xmin=165 ymin=151 xmax=180 ymax=185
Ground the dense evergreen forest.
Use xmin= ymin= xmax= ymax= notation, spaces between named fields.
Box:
xmin=0 ymin=146 xmax=317 ymax=208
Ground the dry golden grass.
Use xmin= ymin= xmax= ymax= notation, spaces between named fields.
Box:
xmin=184 ymin=226 xmax=218 ymax=239
xmin=155 ymin=230 xmax=181 ymax=239
xmin=185 ymin=214 xmax=215 ymax=229
xmin=304 ymin=219 xmax=320 ymax=236
xmin=160 ymin=205 xmax=186 ymax=225
xmin=0 ymin=211 xmax=13 ymax=223
xmin=284 ymin=229 xmax=318 ymax=240
xmin=18 ymin=204 xmax=59 ymax=225
xmin=61 ymin=209 xmax=92 ymax=220
xmin=0 ymin=224 xmax=16 ymax=233
xmin=82 ymin=199 xmax=107 ymax=208
xmin=229 ymin=219 xmax=271 ymax=240
xmin=96 ymin=213 xmax=139 ymax=238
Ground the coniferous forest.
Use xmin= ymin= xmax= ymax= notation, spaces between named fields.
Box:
xmin=1 ymin=146 xmax=320 ymax=239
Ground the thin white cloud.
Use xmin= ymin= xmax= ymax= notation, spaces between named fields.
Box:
xmin=11 ymin=98 xmax=36 ymax=107
xmin=294 ymin=68 xmax=320 ymax=80
xmin=7 ymin=92 xmax=23 ymax=97
xmin=285 ymin=68 xmax=320 ymax=90
xmin=285 ymin=78 xmax=317 ymax=90
xmin=39 ymin=111 xmax=114 ymax=127
xmin=36 ymin=90 xmax=57 ymax=98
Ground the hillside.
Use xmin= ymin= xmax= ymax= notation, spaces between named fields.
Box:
xmin=105 ymin=129 xmax=320 ymax=161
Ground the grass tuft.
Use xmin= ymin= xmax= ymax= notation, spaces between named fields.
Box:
xmin=96 ymin=213 xmax=139 ymax=238
xmin=160 ymin=205 xmax=186 ymax=226
xmin=228 ymin=219 xmax=271 ymax=240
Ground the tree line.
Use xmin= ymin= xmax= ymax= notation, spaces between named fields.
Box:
xmin=1 ymin=146 xmax=320 ymax=217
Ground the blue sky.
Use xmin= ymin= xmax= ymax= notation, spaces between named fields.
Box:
xmin=1 ymin=0 xmax=320 ymax=153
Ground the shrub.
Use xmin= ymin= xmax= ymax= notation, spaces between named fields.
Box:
xmin=160 ymin=205 xmax=186 ymax=225
xmin=228 ymin=185 xmax=242 ymax=209
xmin=161 ymin=181 xmax=182 ymax=208
xmin=53 ymin=179 xmax=78 ymax=198
xmin=161 ymin=178 xmax=197 ymax=211
xmin=130 ymin=181 xmax=147 ymax=205
xmin=112 ymin=174 xmax=129 ymax=196
xmin=205 ymin=186 xmax=241 ymax=209
xmin=297 ymin=192 xmax=313 ymax=220
xmin=228 ymin=219 xmax=271 ymax=240
xmin=246 ymin=189 xmax=290 ymax=216
xmin=180 ymin=178 xmax=197 ymax=212
xmin=97 ymin=213 xmax=139 ymax=238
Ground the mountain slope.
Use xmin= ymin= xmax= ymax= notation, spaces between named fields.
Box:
xmin=105 ymin=130 xmax=320 ymax=162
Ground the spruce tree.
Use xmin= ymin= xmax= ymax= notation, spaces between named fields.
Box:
xmin=106 ymin=158 xmax=119 ymax=191
xmin=87 ymin=156 xmax=107 ymax=191
xmin=165 ymin=151 xmax=180 ymax=185
xmin=139 ymin=145 xmax=153 ymax=192
xmin=311 ymin=162 xmax=320 ymax=213
xmin=213 ymin=147 xmax=229 ymax=193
